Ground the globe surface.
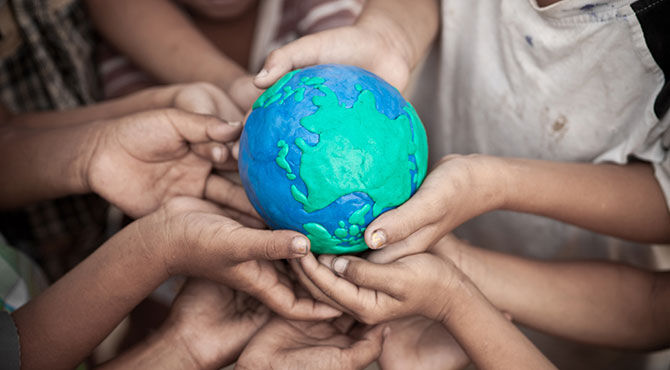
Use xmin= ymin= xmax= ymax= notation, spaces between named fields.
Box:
xmin=238 ymin=64 xmax=428 ymax=254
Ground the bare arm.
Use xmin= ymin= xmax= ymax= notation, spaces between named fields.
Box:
xmin=439 ymin=238 xmax=670 ymax=350
xmin=86 ymin=0 xmax=245 ymax=92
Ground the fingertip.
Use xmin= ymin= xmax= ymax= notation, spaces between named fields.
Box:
xmin=290 ymin=236 xmax=309 ymax=257
xmin=332 ymin=257 xmax=350 ymax=275
xmin=382 ymin=325 xmax=391 ymax=341
xmin=366 ymin=229 xmax=387 ymax=250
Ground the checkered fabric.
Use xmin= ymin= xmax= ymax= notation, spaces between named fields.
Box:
xmin=0 ymin=0 xmax=109 ymax=281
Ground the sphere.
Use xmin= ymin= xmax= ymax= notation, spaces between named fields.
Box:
xmin=238 ymin=64 xmax=428 ymax=254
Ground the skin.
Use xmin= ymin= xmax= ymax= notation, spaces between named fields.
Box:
xmin=0 ymin=83 xmax=249 ymax=216
xmin=362 ymin=155 xmax=670 ymax=259
xmin=100 ymin=278 xmax=271 ymax=370
xmin=12 ymin=197 xmax=340 ymax=370
xmin=253 ymin=0 xmax=440 ymax=92
xmin=85 ymin=0 xmax=262 ymax=110
xmin=292 ymin=251 xmax=555 ymax=370
xmin=236 ymin=316 xmax=388 ymax=370
xmin=426 ymin=236 xmax=670 ymax=351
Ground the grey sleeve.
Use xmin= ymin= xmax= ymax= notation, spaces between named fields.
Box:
xmin=0 ymin=310 xmax=20 ymax=370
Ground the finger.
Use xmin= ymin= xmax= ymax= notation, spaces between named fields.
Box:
xmin=174 ymin=82 xmax=244 ymax=122
xmin=190 ymin=142 xmax=229 ymax=165
xmin=366 ymin=225 xmax=442 ymax=264
xmin=160 ymin=108 xmax=242 ymax=145
xmin=225 ymin=227 xmax=310 ymax=261
xmin=364 ymin=181 xmax=446 ymax=250
xmin=205 ymin=174 xmax=261 ymax=218
xmin=219 ymin=206 xmax=266 ymax=229
xmin=299 ymin=253 xmax=381 ymax=313
xmin=332 ymin=314 xmax=357 ymax=334
xmin=254 ymin=35 xmax=323 ymax=88
xmin=243 ymin=262 xmax=342 ymax=320
xmin=323 ymin=255 xmax=404 ymax=297
xmin=342 ymin=325 xmax=388 ymax=369
xmin=288 ymin=258 xmax=351 ymax=314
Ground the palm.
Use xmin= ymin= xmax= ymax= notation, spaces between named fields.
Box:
xmin=167 ymin=279 xmax=270 ymax=368
xmin=237 ymin=318 xmax=383 ymax=370
xmin=88 ymin=110 xmax=212 ymax=218
xmin=379 ymin=316 xmax=469 ymax=370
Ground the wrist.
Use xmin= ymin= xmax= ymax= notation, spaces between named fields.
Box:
xmin=466 ymin=154 xmax=511 ymax=211
xmin=74 ymin=120 xmax=107 ymax=195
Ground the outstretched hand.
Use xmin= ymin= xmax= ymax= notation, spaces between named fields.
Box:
xmin=142 ymin=197 xmax=341 ymax=321
xmin=237 ymin=316 xmax=388 ymax=370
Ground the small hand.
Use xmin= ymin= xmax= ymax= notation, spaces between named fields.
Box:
xmin=227 ymin=74 xmax=264 ymax=112
xmin=378 ymin=316 xmax=469 ymax=370
xmin=167 ymin=82 xmax=244 ymax=125
xmin=236 ymin=316 xmax=388 ymax=370
xmin=142 ymin=197 xmax=341 ymax=321
xmin=163 ymin=278 xmax=270 ymax=369
xmin=86 ymin=108 xmax=241 ymax=218
xmin=363 ymin=154 xmax=506 ymax=263
xmin=294 ymin=251 xmax=462 ymax=325
xmin=254 ymin=25 xmax=411 ymax=92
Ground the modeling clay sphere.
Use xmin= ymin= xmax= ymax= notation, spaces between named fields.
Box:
xmin=238 ymin=64 xmax=428 ymax=254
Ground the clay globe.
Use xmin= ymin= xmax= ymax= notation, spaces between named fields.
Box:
xmin=238 ymin=64 xmax=428 ymax=254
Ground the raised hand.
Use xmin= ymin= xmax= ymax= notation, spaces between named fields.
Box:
xmin=236 ymin=317 xmax=387 ymax=370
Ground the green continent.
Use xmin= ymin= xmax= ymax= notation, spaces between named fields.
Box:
xmin=404 ymin=103 xmax=429 ymax=186
xmin=291 ymin=85 xmax=416 ymax=217
xmin=253 ymin=69 xmax=301 ymax=109
xmin=303 ymin=222 xmax=368 ymax=254
xmin=275 ymin=140 xmax=295 ymax=180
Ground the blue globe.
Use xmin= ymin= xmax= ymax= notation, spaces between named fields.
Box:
xmin=238 ymin=64 xmax=428 ymax=254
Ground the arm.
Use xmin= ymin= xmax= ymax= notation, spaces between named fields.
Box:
xmin=12 ymin=197 xmax=333 ymax=370
xmin=295 ymin=253 xmax=555 ymax=370
xmin=436 ymin=237 xmax=670 ymax=350
xmin=254 ymin=0 xmax=439 ymax=91
xmin=364 ymin=155 xmax=670 ymax=260
xmin=85 ymin=0 xmax=246 ymax=96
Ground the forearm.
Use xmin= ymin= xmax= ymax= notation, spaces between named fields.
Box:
xmin=453 ymin=244 xmax=670 ymax=350
xmin=0 ymin=122 xmax=96 ymax=208
xmin=86 ymin=0 xmax=244 ymax=90
xmin=440 ymin=277 xmax=555 ymax=369
xmin=7 ymin=85 xmax=186 ymax=128
xmin=357 ymin=0 xmax=439 ymax=69
xmin=496 ymin=157 xmax=670 ymax=243
xmin=12 ymin=221 xmax=169 ymax=370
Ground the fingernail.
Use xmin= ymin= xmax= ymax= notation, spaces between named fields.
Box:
xmin=332 ymin=258 xmax=349 ymax=274
xmin=228 ymin=121 xmax=241 ymax=127
xmin=370 ymin=230 xmax=387 ymax=249
xmin=291 ymin=236 xmax=308 ymax=256
xmin=211 ymin=146 xmax=222 ymax=162
xmin=256 ymin=69 xmax=268 ymax=79
xmin=382 ymin=326 xmax=391 ymax=339
xmin=232 ymin=142 xmax=240 ymax=159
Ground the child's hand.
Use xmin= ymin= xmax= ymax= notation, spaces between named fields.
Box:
xmin=363 ymin=154 xmax=506 ymax=263
xmin=254 ymin=25 xmax=411 ymax=92
xmin=140 ymin=197 xmax=341 ymax=321
xmin=294 ymin=251 xmax=461 ymax=325
xmin=236 ymin=317 xmax=388 ymax=370
xmin=161 ymin=279 xmax=270 ymax=369
xmin=85 ymin=108 xmax=242 ymax=218
xmin=378 ymin=316 xmax=470 ymax=370
xmin=227 ymin=74 xmax=264 ymax=112
xmin=166 ymin=82 xmax=244 ymax=125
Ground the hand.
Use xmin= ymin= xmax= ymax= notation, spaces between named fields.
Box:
xmin=293 ymin=250 xmax=463 ymax=325
xmin=378 ymin=316 xmax=469 ymax=370
xmin=86 ymin=108 xmax=242 ymax=218
xmin=162 ymin=279 xmax=271 ymax=369
xmin=226 ymin=74 xmax=264 ymax=112
xmin=254 ymin=25 xmax=411 ymax=92
xmin=363 ymin=154 xmax=506 ymax=263
xmin=166 ymin=82 xmax=245 ymax=124
xmin=141 ymin=196 xmax=341 ymax=321
xmin=236 ymin=317 xmax=388 ymax=370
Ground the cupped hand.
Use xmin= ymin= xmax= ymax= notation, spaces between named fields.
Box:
xmin=236 ymin=316 xmax=388 ymax=370
xmin=163 ymin=278 xmax=270 ymax=369
xmin=254 ymin=25 xmax=411 ymax=92
xmin=141 ymin=196 xmax=341 ymax=321
xmin=86 ymin=108 xmax=242 ymax=218
xmin=294 ymin=251 xmax=462 ymax=325
xmin=378 ymin=316 xmax=469 ymax=370
xmin=364 ymin=154 xmax=508 ymax=263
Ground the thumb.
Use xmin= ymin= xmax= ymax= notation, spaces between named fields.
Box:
xmin=226 ymin=227 xmax=310 ymax=262
xmin=254 ymin=35 xmax=323 ymax=88
xmin=364 ymin=184 xmax=444 ymax=250
xmin=160 ymin=108 xmax=242 ymax=144
xmin=343 ymin=325 xmax=388 ymax=369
